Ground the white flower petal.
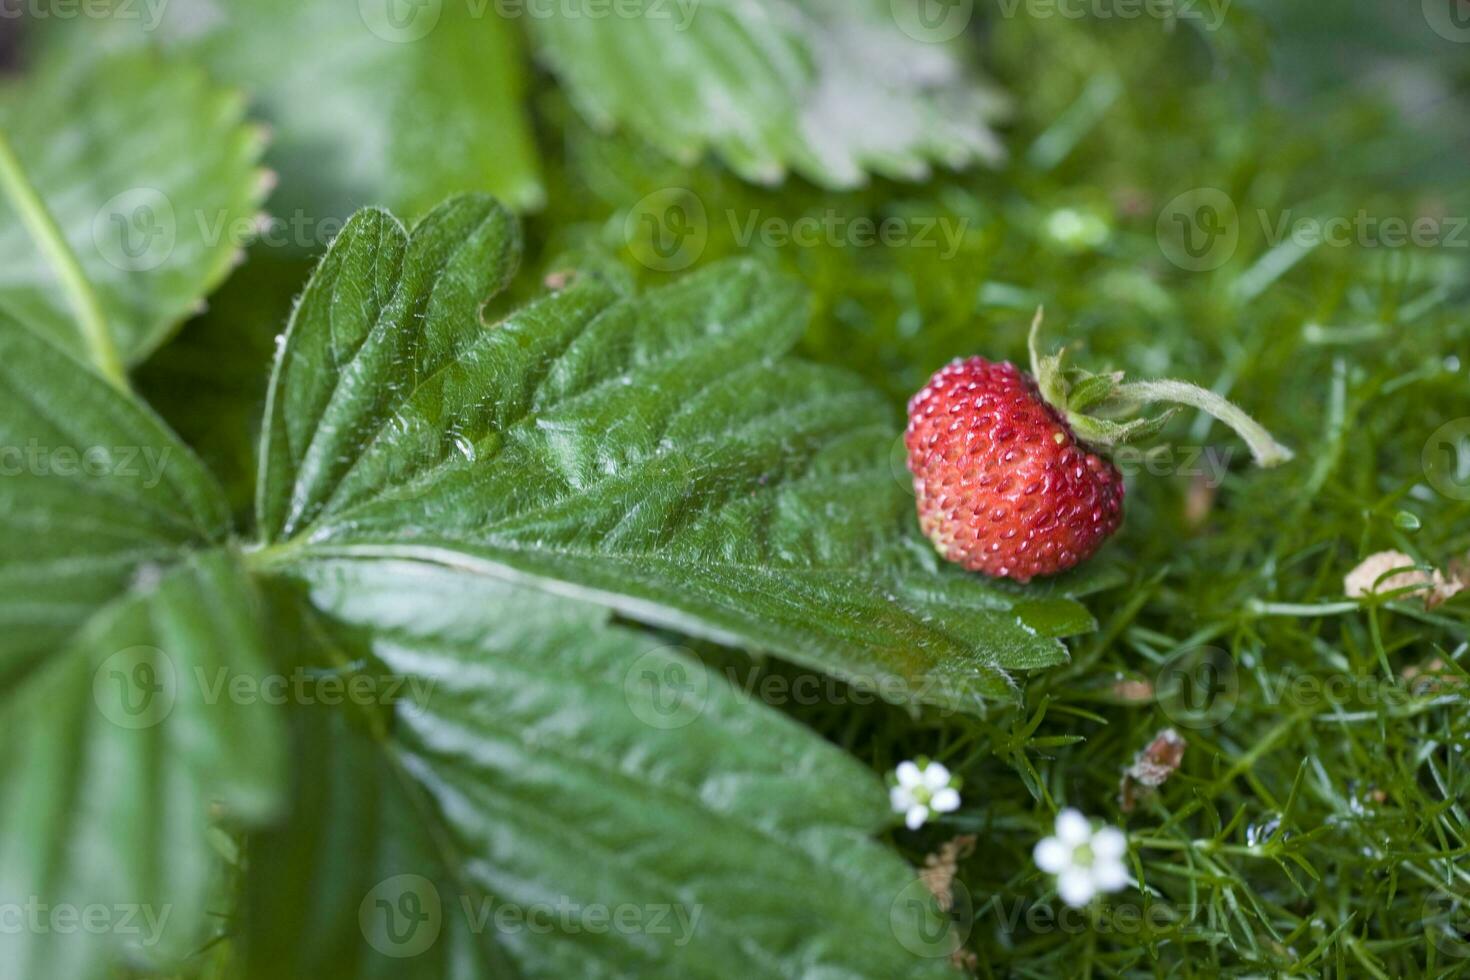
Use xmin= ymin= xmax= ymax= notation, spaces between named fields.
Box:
xmin=922 ymin=762 xmax=952 ymax=790
xmin=1091 ymin=858 xmax=1129 ymax=893
xmin=930 ymin=787 xmax=961 ymax=813
xmin=1033 ymin=836 xmax=1071 ymax=873
xmin=905 ymin=804 xmax=929 ymax=830
xmin=1055 ymin=808 xmax=1091 ymax=846
xmin=1057 ymin=867 xmax=1095 ymax=907
xmin=1090 ymin=826 xmax=1126 ymax=861
xmin=890 ymin=786 xmax=915 ymax=813
xmin=896 ymin=761 xmax=922 ymax=788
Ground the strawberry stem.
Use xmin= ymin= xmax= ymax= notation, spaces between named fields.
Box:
xmin=1112 ymin=380 xmax=1294 ymax=467
xmin=1027 ymin=309 xmax=1292 ymax=468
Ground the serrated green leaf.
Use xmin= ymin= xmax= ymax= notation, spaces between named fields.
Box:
xmin=0 ymin=323 xmax=282 ymax=980
xmin=242 ymin=558 xmax=954 ymax=979
xmin=528 ymin=0 xmax=1007 ymax=188
xmin=0 ymin=548 xmax=286 ymax=980
xmin=253 ymin=196 xmax=1091 ymax=710
xmin=0 ymin=323 xmax=231 ymax=672
xmin=0 ymin=47 xmax=269 ymax=366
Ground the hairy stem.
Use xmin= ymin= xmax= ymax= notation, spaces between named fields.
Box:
xmin=0 ymin=127 xmax=128 ymax=390
xmin=1115 ymin=379 xmax=1293 ymax=467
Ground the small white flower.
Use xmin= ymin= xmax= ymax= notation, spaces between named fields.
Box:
xmin=889 ymin=759 xmax=961 ymax=830
xmin=1033 ymin=809 xmax=1129 ymax=907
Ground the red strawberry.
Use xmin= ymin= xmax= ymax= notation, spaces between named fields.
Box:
xmin=905 ymin=314 xmax=1292 ymax=583
xmin=905 ymin=357 xmax=1124 ymax=582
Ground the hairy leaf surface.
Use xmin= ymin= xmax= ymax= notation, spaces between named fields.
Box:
xmin=242 ymin=559 xmax=952 ymax=978
xmin=255 ymin=196 xmax=1090 ymax=709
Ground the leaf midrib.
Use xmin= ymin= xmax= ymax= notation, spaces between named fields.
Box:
xmin=260 ymin=541 xmax=1024 ymax=701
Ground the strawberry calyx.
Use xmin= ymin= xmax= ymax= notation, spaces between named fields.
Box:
xmin=1027 ymin=309 xmax=1294 ymax=468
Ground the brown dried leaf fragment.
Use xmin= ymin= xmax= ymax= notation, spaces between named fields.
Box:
xmin=919 ymin=834 xmax=977 ymax=912
xmin=1120 ymin=728 xmax=1186 ymax=813
xmin=1344 ymin=550 xmax=1463 ymax=609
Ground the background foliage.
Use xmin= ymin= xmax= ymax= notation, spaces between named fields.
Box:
xmin=2 ymin=0 xmax=1470 ymax=977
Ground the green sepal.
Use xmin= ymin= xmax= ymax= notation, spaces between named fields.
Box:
xmin=1067 ymin=408 xmax=1179 ymax=448
xmin=1067 ymin=371 xmax=1127 ymax=414
xmin=1026 ymin=310 xmax=1292 ymax=466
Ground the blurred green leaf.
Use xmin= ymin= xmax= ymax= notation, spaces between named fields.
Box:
xmin=0 ymin=323 xmax=231 ymax=671
xmin=0 ymin=323 xmax=281 ymax=980
xmin=188 ymin=0 xmax=543 ymax=222
xmin=527 ymin=0 xmax=1008 ymax=188
xmin=30 ymin=0 xmax=543 ymax=227
xmin=0 ymin=47 xmax=269 ymax=365
xmin=0 ymin=548 xmax=285 ymax=980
